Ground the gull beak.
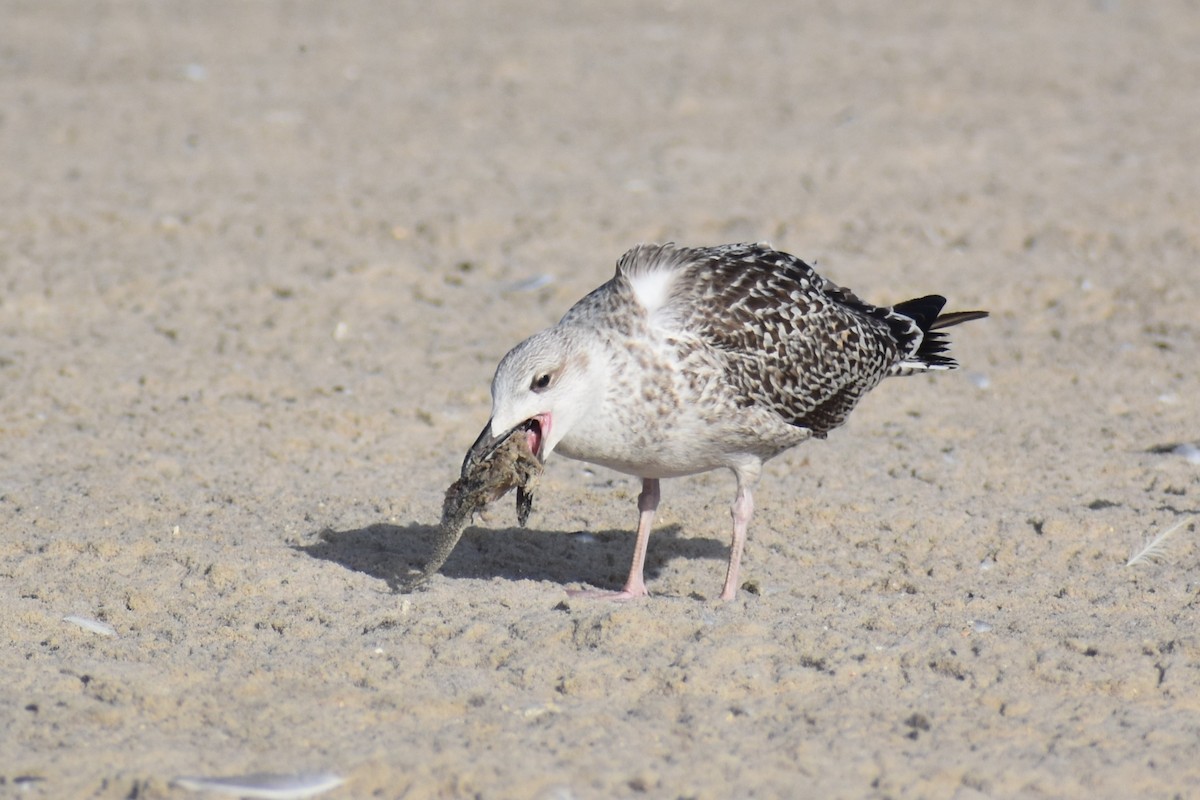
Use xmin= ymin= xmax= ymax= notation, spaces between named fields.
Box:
xmin=461 ymin=417 xmax=545 ymax=476
xmin=462 ymin=419 xmax=506 ymax=476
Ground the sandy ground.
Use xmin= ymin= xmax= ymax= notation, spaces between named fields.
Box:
xmin=3 ymin=2 xmax=1199 ymax=798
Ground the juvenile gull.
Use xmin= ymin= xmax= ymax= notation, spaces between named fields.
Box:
xmin=465 ymin=242 xmax=987 ymax=600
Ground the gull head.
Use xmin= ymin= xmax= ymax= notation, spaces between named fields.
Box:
xmin=463 ymin=327 xmax=599 ymax=471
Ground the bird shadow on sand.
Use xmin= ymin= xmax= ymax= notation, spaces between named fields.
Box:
xmin=295 ymin=520 xmax=728 ymax=593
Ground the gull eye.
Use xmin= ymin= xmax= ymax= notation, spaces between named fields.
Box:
xmin=531 ymin=373 xmax=552 ymax=392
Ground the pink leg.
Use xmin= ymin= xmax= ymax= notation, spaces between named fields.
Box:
xmin=569 ymin=478 xmax=658 ymax=600
xmin=718 ymin=481 xmax=754 ymax=600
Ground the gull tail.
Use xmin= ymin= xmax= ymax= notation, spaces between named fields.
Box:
xmin=889 ymin=295 xmax=988 ymax=376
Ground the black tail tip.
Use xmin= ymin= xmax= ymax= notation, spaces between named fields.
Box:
xmin=892 ymin=295 xmax=947 ymax=332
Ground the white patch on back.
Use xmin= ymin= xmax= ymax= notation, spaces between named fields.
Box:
xmin=628 ymin=267 xmax=678 ymax=315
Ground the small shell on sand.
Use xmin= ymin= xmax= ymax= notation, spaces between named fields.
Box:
xmin=62 ymin=615 xmax=117 ymax=637
xmin=170 ymin=771 xmax=344 ymax=799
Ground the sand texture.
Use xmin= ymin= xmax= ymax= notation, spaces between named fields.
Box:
xmin=2 ymin=2 xmax=1199 ymax=798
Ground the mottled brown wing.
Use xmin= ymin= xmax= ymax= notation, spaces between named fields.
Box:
xmin=669 ymin=244 xmax=906 ymax=436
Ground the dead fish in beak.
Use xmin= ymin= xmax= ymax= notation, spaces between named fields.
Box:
xmin=463 ymin=418 xmax=544 ymax=525
xmin=397 ymin=419 xmax=544 ymax=592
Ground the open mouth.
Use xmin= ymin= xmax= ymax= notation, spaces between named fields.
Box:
xmin=462 ymin=414 xmax=550 ymax=478
xmin=522 ymin=416 xmax=545 ymax=461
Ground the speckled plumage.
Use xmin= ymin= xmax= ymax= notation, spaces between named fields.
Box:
xmin=475 ymin=242 xmax=987 ymax=599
